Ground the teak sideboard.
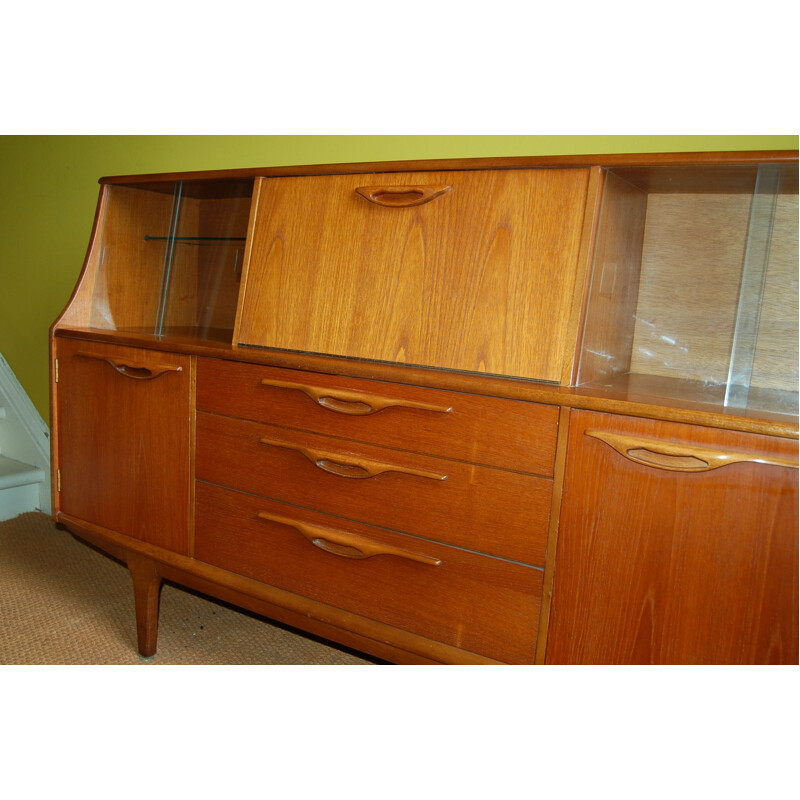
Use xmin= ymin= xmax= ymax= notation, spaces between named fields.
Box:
xmin=49 ymin=152 xmax=799 ymax=665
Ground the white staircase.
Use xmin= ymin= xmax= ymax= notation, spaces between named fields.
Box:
xmin=0 ymin=353 xmax=51 ymax=521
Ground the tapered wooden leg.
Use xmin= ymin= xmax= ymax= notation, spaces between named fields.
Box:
xmin=128 ymin=553 xmax=162 ymax=658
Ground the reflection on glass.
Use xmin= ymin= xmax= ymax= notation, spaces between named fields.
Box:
xmin=90 ymin=178 xmax=254 ymax=343
xmin=577 ymin=164 xmax=798 ymax=417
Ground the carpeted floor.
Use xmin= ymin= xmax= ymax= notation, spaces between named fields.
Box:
xmin=0 ymin=511 xmax=378 ymax=665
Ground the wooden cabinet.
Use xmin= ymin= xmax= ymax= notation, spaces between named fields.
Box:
xmin=547 ymin=411 xmax=798 ymax=664
xmin=49 ymin=151 xmax=799 ymax=664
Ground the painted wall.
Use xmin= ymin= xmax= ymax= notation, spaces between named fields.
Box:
xmin=0 ymin=135 xmax=797 ymax=419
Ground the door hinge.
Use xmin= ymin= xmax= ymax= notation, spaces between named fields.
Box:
xmin=57 ymin=468 xmax=61 ymax=492
xmin=54 ymin=358 xmax=59 ymax=384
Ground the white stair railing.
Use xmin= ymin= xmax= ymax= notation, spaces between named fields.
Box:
xmin=0 ymin=353 xmax=51 ymax=520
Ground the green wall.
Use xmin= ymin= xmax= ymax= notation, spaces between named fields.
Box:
xmin=1 ymin=135 xmax=797 ymax=420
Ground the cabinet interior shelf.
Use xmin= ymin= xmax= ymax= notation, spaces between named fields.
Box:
xmin=143 ymin=236 xmax=246 ymax=244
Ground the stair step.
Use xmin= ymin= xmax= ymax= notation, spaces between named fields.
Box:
xmin=0 ymin=454 xmax=45 ymax=490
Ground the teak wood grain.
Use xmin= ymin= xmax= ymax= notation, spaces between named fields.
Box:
xmin=547 ymin=410 xmax=799 ymax=664
xmin=195 ymin=358 xmax=560 ymax=475
xmin=195 ymin=412 xmax=553 ymax=565
xmin=534 ymin=405 xmax=573 ymax=663
xmin=54 ymin=338 xmax=192 ymax=554
xmin=127 ymin=551 xmax=162 ymax=658
xmin=195 ymin=482 xmax=542 ymax=663
xmin=63 ymin=514 xmax=501 ymax=664
xmin=236 ymin=169 xmax=590 ymax=382
xmin=55 ymin=324 xmax=798 ymax=439
xmin=48 ymin=151 xmax=799 ymax=666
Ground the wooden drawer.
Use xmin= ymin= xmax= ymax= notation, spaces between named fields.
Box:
xmin=195 ymin=482 xmax=542 ymax=663
xmin=196 ymin=359 xmax=559 ymax=476
xmin=196 ymin=412 xmax=551 ymax=565
xmin=237 ymin=168 xmax=590 ymax=382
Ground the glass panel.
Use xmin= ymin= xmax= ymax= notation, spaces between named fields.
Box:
xmin=725 ymin=165 xmax=781 ymax=409
xmin=736 ymin=166 xmax=798 ymax=415
xmin=89 ymin=179 xmax=254 ymax=343
xmin=577 ymin=164 xmax=799 ymax=418
xmin=159 ymin=181 xmax=252 ymax=342
xmin=90 ymin=182 xmax=181 ymax=333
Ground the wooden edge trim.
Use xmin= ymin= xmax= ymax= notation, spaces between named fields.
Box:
xmin=51 ymin=185 xmax=109 ymax=333
xmin=535 ymin=406 xmax=572 ymax=664
xmin=561 ymin=393 xmax=799 ymax=439
xmin=69 ymin=523 xmax=437 ymax=663
xmin=55 ymin=513 xmax=502 ymax=665
xmin=231 ymin=176 xmax=264 ymax=345
xmin=97 ymin=151 xmax=799 ymax=185
xmin=188 ymin=356 xmax=197 ymax=558
xmin=153 ymin=563 xmax=440 ymax=665
xmin=561 ymin=166 xmax=605 ymax=386
xmin=49 ymin=338 xmax=60 ymax=517
xmin=68 ymin=527 xmax=129 ymax=565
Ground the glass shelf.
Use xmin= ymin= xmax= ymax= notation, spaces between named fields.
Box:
xmin=143 ymin=236 xmax=247 ymax=243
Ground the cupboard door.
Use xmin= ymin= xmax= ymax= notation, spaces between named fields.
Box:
xmin=547 ymin=410 xmax=798 ymax=664
xmin=237 ymin=169 xmax=590 ymax=381
xmin=54 ymin=338 xmax=191 ymax=553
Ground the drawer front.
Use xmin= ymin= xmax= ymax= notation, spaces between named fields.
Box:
xmin=196 ymin=412 xmax=551 ymax=565
xmin=195 ymin=483 xmax=542 ymax=663
xmin=237 ymin=168 xmax=590 ymax=382
xmin=196 ymin=358 xmax=559 ymax=476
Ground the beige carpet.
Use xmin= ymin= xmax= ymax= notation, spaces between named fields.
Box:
xmin=0 ymin=511 xmax=378 ymax=665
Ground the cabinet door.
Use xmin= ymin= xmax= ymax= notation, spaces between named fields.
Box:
xmin=547 ymin=410 xmax=798 ymax=664
xmin=237 ymin=169 xmax=590 ymax=381
xmin=54 ymin=338 xmax=191 ymax=554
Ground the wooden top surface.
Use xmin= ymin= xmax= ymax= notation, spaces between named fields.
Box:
xmin=98 ymin=151 xmax=799 ymax=186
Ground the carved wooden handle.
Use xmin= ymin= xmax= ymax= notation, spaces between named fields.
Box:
xmin=586 ymin=429 xmax=799 ymax=472
xmin=355 ymin=184 xmax=452 ymax=207
xmin=259 ymin=437 xmax=448 ymax=481
xmin=76 ymin=352 xmax=182 ymax=380
xmin=256 ymin=511 xmax=442 ymax=566
xmin=260 ymin=377 xmax=453 ymax=416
